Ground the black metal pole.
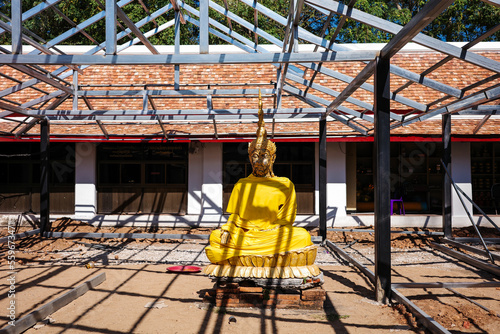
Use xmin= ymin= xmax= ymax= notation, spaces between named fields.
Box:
xmin=442 ymin=114 xmax=452 ymax=238
xmin=374 ymin=56 xmax=391 ymax=303
xmin=40 ymin=118 xmax=51 ymax=234
xmin=319 ymin=117 xmax=327 ymax=242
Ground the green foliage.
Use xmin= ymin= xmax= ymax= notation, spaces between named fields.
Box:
xmin=0 ymin=0 xmax=498 ymax=46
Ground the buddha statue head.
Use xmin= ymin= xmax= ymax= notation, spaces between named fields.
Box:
xmin=248 ymin=90 xmax=276 ymax=177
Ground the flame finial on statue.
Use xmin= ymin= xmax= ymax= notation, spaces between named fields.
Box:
xmin=248 ymin=90 xmax=276 ymax=155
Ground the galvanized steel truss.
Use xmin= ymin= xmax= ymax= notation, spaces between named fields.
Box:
xmin=0 ymin=0 xmax=498 ymax=139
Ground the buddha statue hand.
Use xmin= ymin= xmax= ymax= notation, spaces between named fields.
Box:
xmin=220 ymin=230 xmax=230 ymax=245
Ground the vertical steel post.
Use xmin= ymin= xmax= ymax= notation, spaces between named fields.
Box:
xmin=12 ymin=0 xmax=22 ymax=55
xmin=319 ymin=117 xmax=327 ymax=242
xmin=199 ymin=0 xmax=209 ymax=54
xmin=374 ymin=56 xmax=391 ymax=303
xmin=174 ymin=8 xmax=180 ymax=90
xmin=73 ymin=70 xmax=78 ymax=111
xmin=40 ymin=119 xmax=51 ymax=234
xmin=442 ymin=113 xmax=452 ymax=238
xmin=105 ymin=0 xmax=117 ymax=55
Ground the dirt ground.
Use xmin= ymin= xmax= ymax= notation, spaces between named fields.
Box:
xmin=0 ymin=219 xmax=499 ymax=333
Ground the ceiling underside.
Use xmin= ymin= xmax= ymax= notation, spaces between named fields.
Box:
xmin=0 ymin=0 xmax=499 ymax=140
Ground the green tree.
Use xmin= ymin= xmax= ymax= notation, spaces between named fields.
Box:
xmin=0 ymin=0 xmax=498 ymax=46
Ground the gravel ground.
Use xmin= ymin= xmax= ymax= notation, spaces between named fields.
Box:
xmin=23 ymin=238 xmax=494 ymax=273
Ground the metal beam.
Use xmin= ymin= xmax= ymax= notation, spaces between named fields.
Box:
xmin=105 ymin=0 xmax=117 ymax=55
xmin=325 ymin=0 xmax=454 ymax=115
xmin=393 ymin=24 xmax=500 ymax=95
xmin=77 ymin=88 xmax=276 ymax=96
xmin=1 ymin=0 xmax=167 ymax=106
xmin=380 ymin=0 xmax=454 ymax=58
xmin=392 ymin=282 xmax=500 ymax=289
xmin=15 ymin=118 xmax=39 ymax=139
xmin=0 ymin=51 xmax=377 ymax=65
xmin=397 ymin=85 xmax=500 ymax=127
xmin=306 ymin=0 xmax=500 ymax=73
xmin=282 ymin=84 xmax=370 ymax=134
xmin=442 ymin=238 xmax=500 ymax=262
xmin=442 ymin=114 xmax=452 ymax=238
xmin=43 ymin=232 xmax=209 ymax=240
xmin=11 ymin=0 xmax=22 ymax=54
xmin=0 ymin=0 xmax=63 ymax=36
xmin=325 ymin=240 xmax=451 ymax=334
xmin=242 ymin=0 xmax=467 ymax=103
xmin=473 ymin=115 xmax=492 ymax=134
xmin=199 ymin=0 xmax=209 ymax=53
xmin=27 ymin=107 xmax=325 ymax=116
xmin=299 ymin=62 xmax=428 ymax=112
xmin=8 ymin=64 xmax=72 ymax=94
xmin=96 ymin=120 xmax=109 ymax=139
xmin=0 ymin=100 xmax=34 ymax=116
xmin=319 ymin=117 xmax=327 ymax=242
xmin=0 ymin=229 xmax=40 ymax=244
xmin=116 ymin=6 xmax=159 ymax=54
xmin=40 ymin=118 xmax=50 ymax=234
xmin=158 ymin=119 xmax=168 ymax=139
xmin=0 ymin=273 xmax=106 ymax=334
xmin=326 ymin=60 xmax=376 ymax=113
xmin=374 ymin=56 xmax=391 ymax=304
xmin=429 ymin=242 xmax=500 ymax=277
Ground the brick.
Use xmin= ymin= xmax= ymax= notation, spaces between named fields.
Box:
xmin=263 ymin=299 xmax=278 ymax=307
xmin=275 ymin=293 xmax=300 ymax=301
xmin=239 ymin=293 xmax=263 ymax=305
xmin=217 ymin=282 xmax=239 ymax=289
xmin=216 ymin=298 xmax=240 ymax=307
xmin=299 ymin=300 xmax=324 ymax=310
xmin=301 ymin=287 xmax=326 ymax=301
xmin=216 ymin=293 xmax=239 ymax=299
xmin=276 ymin=299 xmax=300 ymax=306
xmin=215 ymin=288 xmax=239 ymax=295
xmin=239 ymin=287 xmax=263 ymax=293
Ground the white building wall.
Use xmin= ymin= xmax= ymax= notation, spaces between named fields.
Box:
xmin=187 ymin=143 xmax=203 ymax=215
xmin=327 ymin=142 xmax=347 ymax=221
xmin=314 ymin=142 xmax=347 ymax=224
xmin=74 ymin=143 xmax=97 ymax=218
xmin=452 ymin=142 xmax=473 ymax=217
xmin=201 ymin=143 xmax=223 ymax=215
xmin=187 ymin=142 xmax=224 ymax=216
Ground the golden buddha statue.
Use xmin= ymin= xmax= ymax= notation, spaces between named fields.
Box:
xmin=204 ymin=92 xmax=320 ymax=279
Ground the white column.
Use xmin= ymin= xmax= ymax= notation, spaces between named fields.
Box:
xmin=201 ymin=142 xmax=223 ymax=215
xmin=327 ymin=142 xmax=347 ymax=218
xmin=315 ymin=142 xmax=319 ymax=214
xmin=74 ymin=143 xmax=97 ymax=218
xmin=452 ymin=142 xmax=473 ymax=216
xmin=187 ymin=143 xmax=203 ymax=215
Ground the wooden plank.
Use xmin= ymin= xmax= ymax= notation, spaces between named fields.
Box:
xmin=0 ymin=273 xmax=106 ymax=334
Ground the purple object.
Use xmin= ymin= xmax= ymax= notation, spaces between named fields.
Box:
xmin=391 ymin=197 xmax=405 ymax=215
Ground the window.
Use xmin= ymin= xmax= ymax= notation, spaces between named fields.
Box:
xmin=223 ymin=142 xmax=315 ymax=214
xmin=97 ymin=143 xmax=188 ymax=186
xmin=96 ymin=143 xmax=188 ymax=214
xmin=0 ymin=142 xmax=75 ymax=214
